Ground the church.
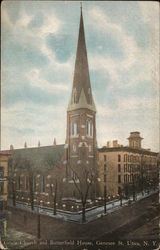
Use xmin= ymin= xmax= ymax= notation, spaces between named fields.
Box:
xmin=6 ymin=7 xmax=101 ymax=213
xmin=3 ymin=7 xmax=158 ymax=215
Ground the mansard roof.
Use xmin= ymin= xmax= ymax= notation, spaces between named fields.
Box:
xmin=8 ymin=145 xmax=65 ymax=171
xmin=68 ymin=8 xmax=96 ymax=112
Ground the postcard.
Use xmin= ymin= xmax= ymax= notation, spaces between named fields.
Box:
xmin=0 ymin=1 xmax=159 ymax=249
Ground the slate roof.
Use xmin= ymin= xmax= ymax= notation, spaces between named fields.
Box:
xmin=8 ymin=145 xmax=65 ymax=171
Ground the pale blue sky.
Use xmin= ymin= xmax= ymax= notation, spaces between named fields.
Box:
xmin=1 ymin=1 xmax=159 ymax=151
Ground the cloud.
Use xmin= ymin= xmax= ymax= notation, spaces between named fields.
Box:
xmin=88 ymin=7 xmax=139 ymax=68
xmin=2 ymin=102 xmax=67 ymax=149
xmin=27 ymin=68 xmax=69 ymax=93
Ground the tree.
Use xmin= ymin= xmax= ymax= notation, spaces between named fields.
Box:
xmin=8 ymin=156 xmax=21 ymax=206
xmin=21 ymin=158 xmax=35 ymax=211
xmin=50 ymin=180 xmax=58 ymax=215
xmin=70 ymin=144 xmax=98 ymax=223
xmin=45 ymin=156 xmax=64 ymax=216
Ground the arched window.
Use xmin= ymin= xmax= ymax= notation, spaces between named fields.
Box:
xmin=73 ymin=144 xmax=76 ymax=152
xmin=86 ymin=120 xmax=89 ymax=135
xmin=86 ymin=119 xmax=93 ymax=137
xmin=70 ymin=120 xmax=78 ymax=137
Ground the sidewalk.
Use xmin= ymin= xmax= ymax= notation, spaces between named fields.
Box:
xmin=7 ymin=189 xmax=158 ymax=224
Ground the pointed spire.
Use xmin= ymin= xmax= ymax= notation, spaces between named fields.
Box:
xmin=80 ymin=2 xmax=82 ymax=13
xmin=68 ymin=6 xmax=96 ymax=112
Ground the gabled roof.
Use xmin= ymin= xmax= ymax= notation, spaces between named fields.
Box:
xmin=9 ymin=145 xmax=65 ymax=171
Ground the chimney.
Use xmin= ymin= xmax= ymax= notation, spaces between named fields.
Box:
xmin=38 ymin=141 xmax=40 ymax=147
xmin=10 ymin=144 xmax=14 ymax=150
xmin=113 ymin=140 xmax=118 ymax=147
xmin=107 ymin=141 xmax=111 ymax=148
xmin=24 ymin=142 xmax=27 ymax=148
xmin=53 ymin=138 xmax=56 ymax=146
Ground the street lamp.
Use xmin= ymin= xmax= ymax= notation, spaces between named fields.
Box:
xmin=34 ymin=197 xmax=41 ymax=240
xmin=104 ymin=185 xmax=107 ymax=214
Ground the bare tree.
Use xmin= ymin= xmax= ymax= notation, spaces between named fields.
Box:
xmin=20 ymin=158 xmax=35 ymax=210
xmin=8 ymin=156 xmax=21 ymax=206
xmin=70 ymin=145 xmax=98 ymax=223
xmin=50 ymin=180 xmax=58 ymax=215
xmin=71 ymin=164 xmax=95 ymax=223
xmin=45 ymin=156 xmax=64 ymax=215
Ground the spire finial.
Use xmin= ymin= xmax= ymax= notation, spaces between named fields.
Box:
xmin=80 ymin=2 xmax=82 ymax=12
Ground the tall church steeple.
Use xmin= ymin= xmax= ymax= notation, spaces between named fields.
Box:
xmin=68 ymin=6 xmax=96 ymax=112
xmin=65 ymin=6 xmax=97 ymax=196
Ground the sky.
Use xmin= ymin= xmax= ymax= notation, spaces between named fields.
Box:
xmin=1 ymin=1 xmax=159 ymax=151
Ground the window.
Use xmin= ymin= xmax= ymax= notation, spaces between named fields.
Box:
xmin=0 ymin=201 xmax=4 ymax=211
xmin=104 ymin=174 xmax=106 ymax=182
xmin=0 ymin=183 xmax=4 ymax=195
xmin=104 ymin=164 xmax=106 ymax=171
xmin=128 ymin=165 xmax=130 ymax=172
xmin=118 ymin=175 xmax=121 ymax=183
xmin=73 ymin=144 xmax=77 ymax=152
xmin=25 ymin=176 xmax=28 ymax=191
xmin=118 ymin=154 xmax=121 ymax=162
xmin=128 ymin=155 xmax=130 ymax=162
xmin=118 ymin=164 xmax=121 ymax=172
xmin=86 ymin=120 xmax=93 ymax=137
xmin=0 ymin=167 xmax=4 ymax=178
xmin=124 ymin=164 xmax=127 ymax=172
xmin=71 ymin=122 xmax=74 ymax=136
xmin=124 ymin=154 xmax=127 ymax=162
xmin=118 ymin=186 xmax=121 ymax=195
xmin=33 ymin=176 xmax=36 ymax=192
xmin=71 ymin=170 xmax=77 ymax=181
xmin=70 ymin=121 xmax=78 ymax=137
xmin=104 ymin=155 xmax=107 ymax=162
xmin=41 ymin=176 xmax=45 ymax=193
xmin=89 ymin=145 xmax=92 ymax=152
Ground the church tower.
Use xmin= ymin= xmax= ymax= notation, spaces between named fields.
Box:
xmin=65 ymin=7 xmax=97 ymax=191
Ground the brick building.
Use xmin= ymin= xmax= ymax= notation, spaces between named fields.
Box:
xmin=98 ymin=132 xmax=158 ymax=198
xmin=0 ymin=152 xmax=10 ymax=236
xmin=8 ymin=145 xmax=66 ymax=210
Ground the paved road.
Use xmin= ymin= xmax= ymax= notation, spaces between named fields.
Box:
xmin=8 ymin=189 xmax=158 ymax=223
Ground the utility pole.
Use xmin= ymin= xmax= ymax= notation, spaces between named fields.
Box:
xmin=37 ymin=201 xmax=40 ymax=240
xmin=104 ymin=185 xmax=107 ymax=214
